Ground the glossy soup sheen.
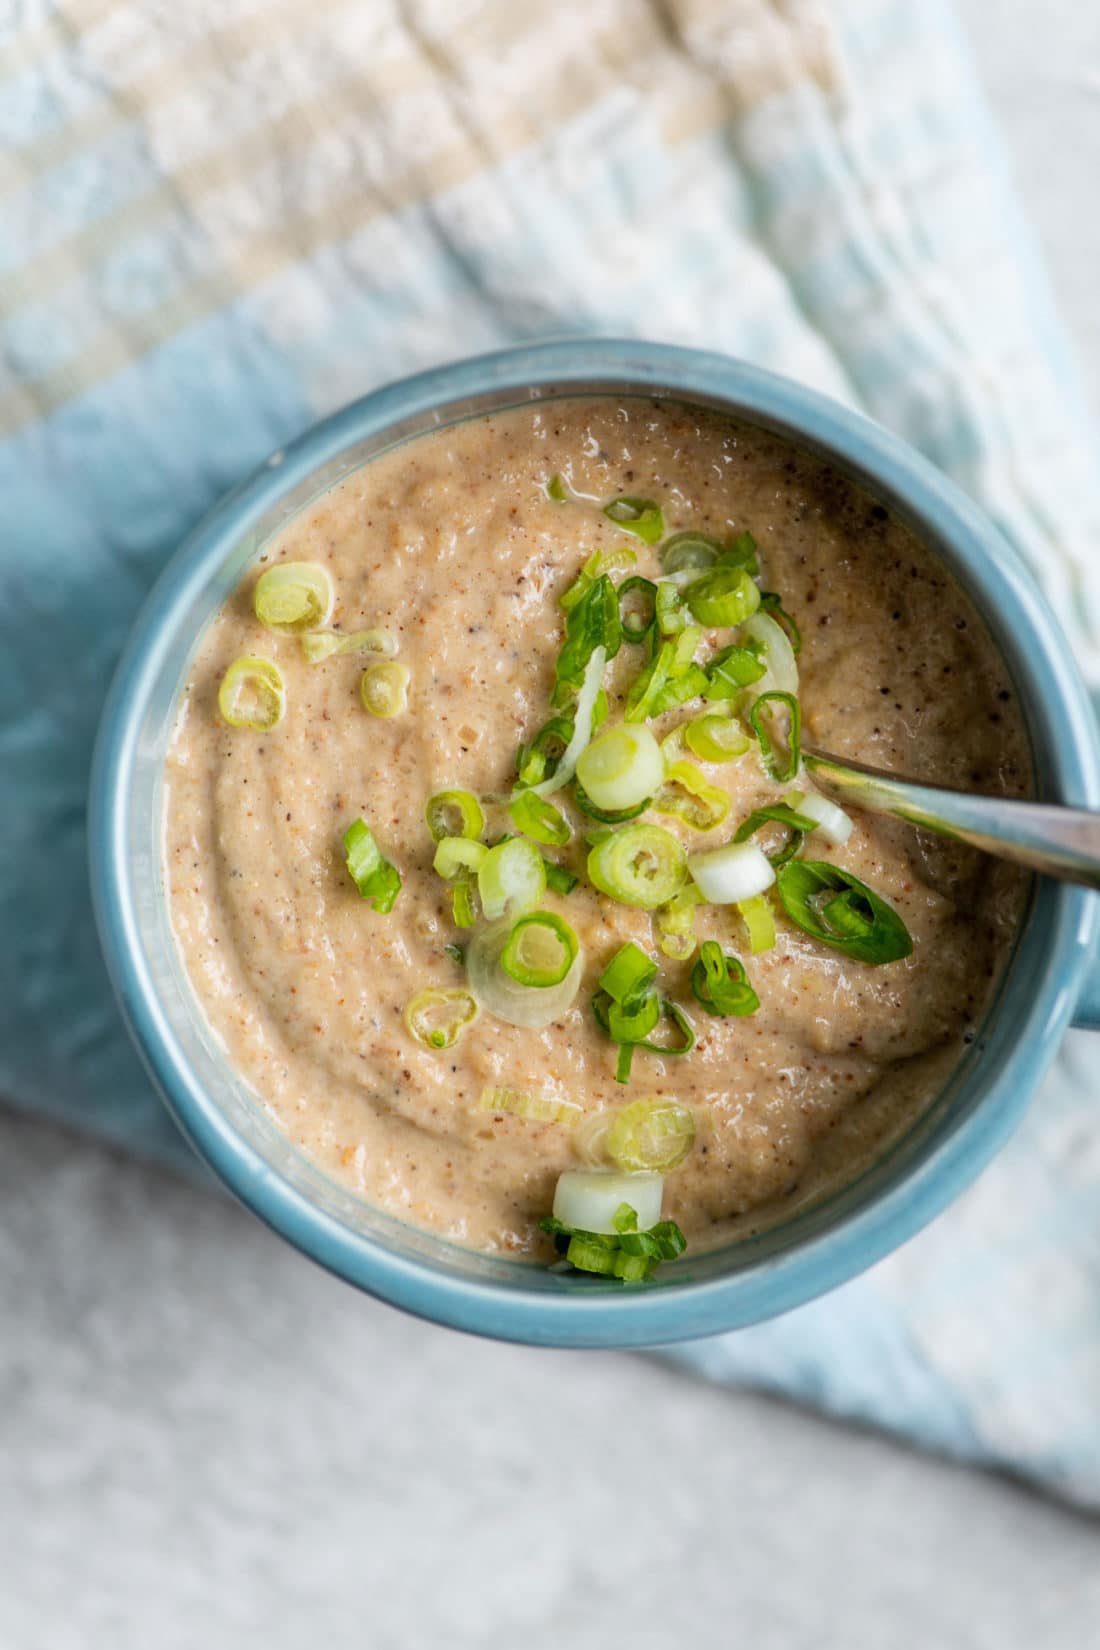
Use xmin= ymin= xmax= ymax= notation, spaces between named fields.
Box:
xmin=163 ymin=399 xmax=1028 ymax=1257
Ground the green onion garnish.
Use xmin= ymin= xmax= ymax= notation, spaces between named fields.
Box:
xmin=775 ymin=861 xmax=914 ymax=964
xmin=736 ymin=894 xmax=777 ymax=953
xmin=684 ymin=566 xmax=761 ymax=629
xmin=479 ymin=1087 xmax=581 ymax=1123
xmin=452 ymin=880 xmax=477 ymax=928
xmin=602 ymin=496 xmax=664 ymax=544
xmin=652 ymin=760 xmax=730 ymax=832
xmin=539 ymin=1209 xmax=687 ymax=1281
xmin=587 ymin=823 xmax=687 ymax=909
xmin=654 ymin=884 xmax=705 ymax=960
xmin=543 ymin=858 xmax=579 ymax=895
xmin=516 ymin=715 xmax=574 ymax=788
xmin=500 ymin=912 xmax=580 ymax=988
xmin=576 ymin=723 xmax=665 ymax=815
xmin=509 ymin=789 xmax=572 ymax=847
xmin=477 ymin=836 xmax=547 ymax=921
xmin=300 ymin=628 xmax=397 ymax=663
xmin=599 ymin=941 xmax=658 ymax=1007
xmin=560 ymin=546 xmax=639 ymax=613
xmin=659 ymin=531 xmax=723 ymax=575
xmin=655 ymin=581 xmax=691 ymax=636
xmin=624 ymin=629 xmax=704 ymax=722
xmin=606 ymin=1098 xmax=695 ymax=1172
xmin=592 ymin=951 xmax=695 ymax=1082
xmin=733 ymin=801 xmax=819 ymax=866
xmin=404 ymin=987 xmax=479 ymax=1050
xmin=425 ymin=789 xmax=485 ymax=843
xmin=546 ymin=474 xmax=569 ymax=502
xmin=343 ymin=817 xmax=402 ymax=912
xmin=617 ymin=575 xmax=657 ymax=644
xmin=253 ymin=561 xmax=333 ymax=634
xmin=703 ymin=641 xmax=767 ymax=700
xmin=683 ymin=712 xmax=751 ymax=763
xmin=554 ymin=576 xmax=621 ymax=698
xmin=432 ymin=836 xmax=488 ymax=880
xmin=360 ymin=660 xmax=410 ymax=718
xmin=573 ymin=784 xmax=652 ymax=824
xmin=690 ymin=940 xmax=760 ymax=1017
xmin=217 ymin=656 xmax=286 ymax=731
xmin=443 ymin=943 xmax=466 ymax=966
xmin=758 ymin=592 xmax=802 ymax=655
xmin=750 ymin=690 xmax=801 ymax=783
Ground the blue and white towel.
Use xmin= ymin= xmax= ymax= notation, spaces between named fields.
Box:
xmin=3 ymin=0 xmax=1100 ymax=1506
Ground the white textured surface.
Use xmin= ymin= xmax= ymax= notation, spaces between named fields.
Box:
xmin=4 ymin=5 xmax=1100 ymax=1642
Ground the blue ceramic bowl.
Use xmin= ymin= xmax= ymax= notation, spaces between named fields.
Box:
xmin=88 ymin=340 xmax=1100 ymax=1347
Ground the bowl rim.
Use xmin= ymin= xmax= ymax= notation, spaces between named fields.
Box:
xmin=88 ymin=338 xmax=1100 ymax=1346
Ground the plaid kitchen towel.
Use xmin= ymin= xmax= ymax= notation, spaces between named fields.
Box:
xmin=3 ymin=0 xmax=1100 ymax=1505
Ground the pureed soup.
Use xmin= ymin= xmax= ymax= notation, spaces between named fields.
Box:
xmin=164 ymin=399 xmax=1028 ymax=1280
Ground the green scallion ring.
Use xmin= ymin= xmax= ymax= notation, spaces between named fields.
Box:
xmin=509 ymin=788 xmax=572 ymax=847
xmin=500 ymin=912 xmax=580 ymax=989
xmin=217 ymin=656 xmax=286 ymax=731
xmin=587 ymin=823 xmax=687 ymax=909
xmin=360 ymin=660 xmax=410 ymax=718
xmin=425 ymin=789 xmax=485 ymax=843
xmin=404 ymin=987 xmax=479 ymax=1050
xmin=253 ymin=561 xmax=333 ymax=634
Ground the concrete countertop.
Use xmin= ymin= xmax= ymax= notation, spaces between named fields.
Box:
xmin=3 ymin=3 xmax=1099 ymax=1644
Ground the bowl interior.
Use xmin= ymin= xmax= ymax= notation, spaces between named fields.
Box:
xmin=97 ymin=349 xmax=1098 ymax=1342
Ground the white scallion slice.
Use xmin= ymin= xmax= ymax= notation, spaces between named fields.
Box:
xmin=479 ymin=1088 xmax=582 ymax=1124
xmin=467 ymin=915 xmax=584 ymax=1029
xmin=575 ymin=723 xmax=664 ymax=813
xmin=786 ymin=790 xmax=854 ymax=847
xmin=253 ymin=562 xmax=334 ymax=634
xmin=552 ymin=1169 xmax=663 ymax=1235
xmin=741 ymin=611 xmax=798 ymax=701
xmin=526 ymin=645 xmax=606 ymax=799
xmin=688 ymin=839 xmax=775 ymax=904
xmin=477 ymin=837 xmax=546 ymax=921
xmin=360 ymin=660 xmax=410 ymax=718
xmin=301 ymin=628 xmax=397 ymax=662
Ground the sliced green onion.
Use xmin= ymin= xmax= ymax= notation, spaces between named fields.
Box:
xmin=432 ymin=837 xmax=488 ymax=880
xmin=659 ymin=531 xmax=723 ymax=575
xmin=477 ymin=836 xmax=547 ymax=921
xmin=509 ymin=789 xmax=572 ymax=847
xmin=785 ymin=790 xmax=854 ymax=847
xmin=343 ymin=817 xmax=402 ymax=911
xmin=443 ymin=942 xmax=466 ymax=966
xmin=501 ymin=912 xmax=579 ymax=988
xmin=602 ymin=496 xmax=664 ymax=544
xmin=425 ymin=789 xmax=485 ymax=843
xmin=217 ymin=656 xmax=286 ymax=731
xmin=554 ymin=577 xmax=620 ymax=698
xmin=573 ymin=783 xmax=652 ymax=824
xmin=624 ymin=629 xmax=703 ymax=722
xmin=253 ymin=561 xmax=333 ymax=634
xmin=546 ymin=473 xmax=569 ymax=502
xmin=775 ymin=861 xmax=914 ymax=964
xmin=684 ymin=566 xmax=761 ymax=628
xmin=617 ymin=575 xmax=657 ymax=643
xmin=734 ymin=801 xmax=818 ymax=866
xmin=360 ymin=660 xmax=410 ymax=718
xmin=684 ymin=712 xmax=752 ymax=763
xmin=690 ymin=941 xmax=760 ymax=1017
xmin=653 ymin=760 xmax=730 ymax=831
xmin=543 ymin=858 xmax=579 ymax=895
xmin=606 ymin=1098 xmax=695 ymax=1172
xmin=736 ymin=894 xmax=777 ymax=954
xmin=750 ymin=690 xmax=801 ymax=783
xmin=758 ymin=591 xmax=802 ymax=655
xmin=688 ymin=839 xmax=775 ymax=904
xmin=300 ymin=628 xmax=397 ymax=663
xmin=551 ymin=1169 xmax=663 ymax=1233
xmin=576 ymin=723 xmax=665 ymax=814
xmin=704 ymin=641 xmax=767 ymax=700
xmin=479 ymin=1086 xmax=582 ymax=1123
xmin=593 ymin=991 xmax=695 ymax=1074
xmin=587 ymin=824 xmax=687 ymax=909
xmin=452 ymin=880 xmax=477 ymax=928
xmin=636 ymin=1000 xmax=695 ymax=1057
xmin=468 ymin=915 xmax=584 ymax=1028
xmin=605 ymin=991 xmax=662 ymax=1045
xmin=404 ymin=987 xmax=478 ymax=1050
xmin=741 ymin=611 xmax=799 ymax=699
xmin=655 ymin=885 xmax=705 ymax=960
xmin=560 ymin=546 xmax=638 ymax=612
xmin=655 ymin=581 xmax=691 ymax=635
xmin=539 ymin=1196 xmax=687 ymax=1279
xmin=516 ymin=715 xmax=574 ymax=788
xmin=532 ymin=645 xmax=607 ymax=800
xmin=653 ymin=663 xmax=709 ymax=715
xmin=599 ymin=941 xmax=658 ymax=1008
xmin=592 ymin=687 xmax=610 ymax=733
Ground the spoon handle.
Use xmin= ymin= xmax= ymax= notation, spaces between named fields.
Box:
xmin=804 ymin=749 xmax=1100 ymax=892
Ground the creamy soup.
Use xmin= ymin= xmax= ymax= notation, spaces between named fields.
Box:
xmin=164 ymin=399 xmax=1027 ymax=1268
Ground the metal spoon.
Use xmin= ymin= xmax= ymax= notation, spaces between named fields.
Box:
xmin=803 ymin=747 xmax=1100 ymax=892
